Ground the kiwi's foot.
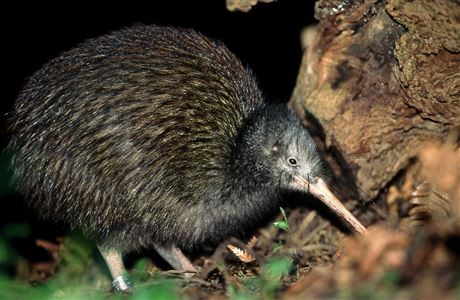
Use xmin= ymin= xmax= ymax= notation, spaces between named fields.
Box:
xmin=112 ymin=274 xmax=133 ymax=293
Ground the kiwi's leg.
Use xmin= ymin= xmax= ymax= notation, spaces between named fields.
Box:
xmin=153 ymin=243 xmax=197 ymax=277
xmin=98 ymin=245 xmax=132 ymax=292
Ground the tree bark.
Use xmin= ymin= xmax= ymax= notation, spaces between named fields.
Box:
xmin=290 ymin=0 xmax=460 ymax=199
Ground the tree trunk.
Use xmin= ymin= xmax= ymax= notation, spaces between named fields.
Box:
xmin=290 ymin=0 xmax=460 ymax=200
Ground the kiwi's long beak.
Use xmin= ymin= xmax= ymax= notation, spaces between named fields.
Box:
xmin=293 ymin=175 xmax=367 ymax=234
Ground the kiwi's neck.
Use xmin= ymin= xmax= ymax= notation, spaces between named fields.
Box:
xmin=188 ymin=110 xmax=282 ymax=244
xmin=223 ymin=108 xmax=281 ymax=209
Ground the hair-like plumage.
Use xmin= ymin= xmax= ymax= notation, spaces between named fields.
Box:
xmin=9 ymin=25 xmax=322 ymax=252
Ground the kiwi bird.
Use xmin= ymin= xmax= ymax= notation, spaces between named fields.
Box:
xmin=8 ymin=25 xmax=366 ymax=291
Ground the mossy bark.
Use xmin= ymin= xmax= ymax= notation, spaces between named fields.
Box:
xmin=290 ymin=0 xmax=460 ymax=199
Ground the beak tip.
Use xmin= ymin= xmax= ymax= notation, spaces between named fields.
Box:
xmin=294 ymin=176 xmax=367 ymax=235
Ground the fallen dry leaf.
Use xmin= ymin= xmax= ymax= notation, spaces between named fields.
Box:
xmin=227 ymin=244 xmax=256 ymax=263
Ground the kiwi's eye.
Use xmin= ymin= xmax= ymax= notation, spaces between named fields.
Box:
xmin=288 ymin=157 xmax=297 ymax=166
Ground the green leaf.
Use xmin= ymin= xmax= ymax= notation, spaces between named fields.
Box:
xmin=260 ymin=257 xmax=294 ymax=298
xmin=131 ymin=258 xmax=150 ymax=283
xmin=273 ymin=221 xmax=289 ymax=232
xmin=264 ymin=257 xmax=293 ymax=279
xmin=131 ymin=279 xmax=180 ymax=300
xmin=280 ymin=207 xmax=288 ymax=221
xmin=382 ymin=270 xmax=400 ymax=289
xmin=227 ymin=284 xmax=256 ymax=300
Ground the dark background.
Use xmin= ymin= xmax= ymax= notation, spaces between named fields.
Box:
xmin=2 ymin=1 xmax=316 ymax=117
xmin=0 ymin=1 xmax=316 ymax=238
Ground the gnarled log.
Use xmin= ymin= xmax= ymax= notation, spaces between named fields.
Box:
xmin=290 ymin=0 xmax=460 ymax=199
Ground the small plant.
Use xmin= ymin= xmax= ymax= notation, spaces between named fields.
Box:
xmin=272 ymin=207 xmax=297 ymax=256
xmin=273 ymin=207 xmax=291 ymax=233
